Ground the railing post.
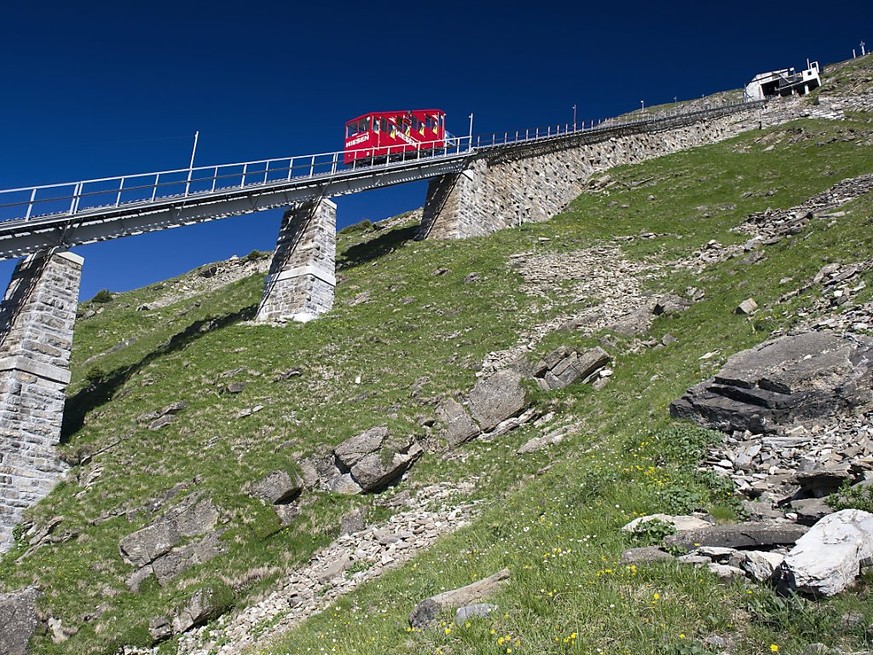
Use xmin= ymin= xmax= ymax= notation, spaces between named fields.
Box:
xmin=211 ymin=167 xmax=218 ymax=193
xmin=241 ymin=163 xmax=248 ymax=188
xmin=115 ymin=177 xmax=125 ymax=207
xmin=151 ymin=174 xmax=160 ymax=202
xmin=69 ymin=182 xmax=83 ymax=214
xmin=25 ymin=188 xmax=36 ymax=221
xmin=263 ymin=161 xmax=270 ymax=185
xmin=287 ymin=158 xmax=295 ymax=181
xmin=309 ymin=155 xmax=315 ymax=177
xmin=331 ymin=153 xmax=338 ymax=175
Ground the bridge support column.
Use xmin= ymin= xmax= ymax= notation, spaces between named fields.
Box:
xmin=256 ymin=198 xmax=336 ymax=323
xmin=0 ymin=250 xmax=82 ymax=553
xmin=419 ymin=160 xmax=509 ymax=240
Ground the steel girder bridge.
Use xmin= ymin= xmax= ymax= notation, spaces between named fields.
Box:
xmin=0 ymin=101 xmax=762 ymax=260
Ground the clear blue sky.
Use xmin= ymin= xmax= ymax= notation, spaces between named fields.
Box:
xmin=1 ymin=0 xmax=870 ymax=300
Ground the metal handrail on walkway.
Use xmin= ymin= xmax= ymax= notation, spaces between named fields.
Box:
xmin=0 ymin=136 xmax=475 ymax=224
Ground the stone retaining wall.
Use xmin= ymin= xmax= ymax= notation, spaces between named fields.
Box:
xmin=419 ymin=98 xmax=832 ymax=240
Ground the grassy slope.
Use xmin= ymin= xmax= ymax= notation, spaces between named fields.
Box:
xmin=260 ymin=114 xmax=873 ymax=655
xmin=0 ymin=59 xmax=870 ymax=655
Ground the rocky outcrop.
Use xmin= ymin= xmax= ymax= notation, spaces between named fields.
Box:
xmin=670 ymin=332 xmax=873 ymax=434
xmin=527 ymin=346 xmax=611 ymax=391
xmin=0 ymin=587 xmax=41 ymax=655
xmin=302 ymin=427 xmax=423 ymax=494
xmin=775 ymin=509 xmax=873 ymax=597
xmin=119 ymin=494 xmax=222 ymax=589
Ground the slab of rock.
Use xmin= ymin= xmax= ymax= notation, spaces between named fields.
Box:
xmin=120 ymin=495 xmax=220 ymax=580
xmin=517 ymin=432 xmax=564 ymax=454
xmin=533 ymin=346 xmax=611 ymax=391
xmin=469 ymin=371 xmax=526 ymax=431
xmin=409 ymin=568 xmax=510 ymax=629
xmin=149 ymin=616 xmax=173 ymax=642
xmin=0 ymin=587 xmax=41 ymax=655
xmin=455 ymin=603 xmax=497 ymax=625
xmin=152 ymin=532 xmax=225 ymax=586
xmin=736 ymin=298 xmax=758 ymax=315
xmin=670 ymin=332 xmax=873 ymax=434
xmin=793 ymin=466 xmax=853 ymax=498
xmin=436 ymin=398 xmax=480 ymax=447
xmin=655 ymin=294 xmax=691 ymax=316
xmin=621 ymin=513 xmax=711 ymax=533
xmin=172 ymin=588 xmax=222 ymax=635
xmin=352 ymin=442 xmax=423 ymax=492
xmin=740 ymin=550 xmax=785 ymax=582
xmin=776 ymin=509 xmax=873 ymax=597
xmin=250 ymin=470 xmax=303 ymax=504
xmin=332 ymin=428 xmax=423 ymax=493
xmin=663 ymin=522 xmax=808 ymax=551
xmin=618 ymin=546 xmax=674 ymax=565
xmin=334 ymin=427 xmax=390 ymax=469
xmin=790 ymin=498 xmax=835 ymax=526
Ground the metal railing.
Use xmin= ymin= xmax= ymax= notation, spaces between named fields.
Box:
xmin=0 ymin=98 xmax=762 ymax=226
xmin=0 ymin=136 xmax=475 ymax=224
xmin=468 ymin=99 xmax=761 ymax=150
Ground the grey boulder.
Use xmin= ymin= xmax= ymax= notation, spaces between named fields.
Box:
xmin=776 ymin=509 xmax=873 ymax=597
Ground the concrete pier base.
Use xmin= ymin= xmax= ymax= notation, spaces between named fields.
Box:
xmin=0 ymin=250 xmax=82 ymax=553
xmin=256 ymin=198 xmax=336 ymax=323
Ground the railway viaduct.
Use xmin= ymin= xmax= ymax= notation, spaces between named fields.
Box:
xmin=0 ymin=97 xmax=807 ymax=551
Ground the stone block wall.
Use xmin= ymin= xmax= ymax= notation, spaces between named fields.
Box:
xmin=419 ymin=100 xmax=810 ymax=240
xmin=0 ymin=251 xmax=82 ymax=553
xmin=256 ymin=198 xmax=336 ymax=323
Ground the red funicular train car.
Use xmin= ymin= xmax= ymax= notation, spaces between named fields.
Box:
xmin=344 ymin=109 xmax=447 ymax=165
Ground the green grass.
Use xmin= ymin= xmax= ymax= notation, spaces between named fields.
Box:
xmin=0 ymin=110 xmax=872 ymax=655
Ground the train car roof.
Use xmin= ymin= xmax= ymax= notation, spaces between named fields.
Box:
xmin=345 ymin=109 xmax=445 ymax=123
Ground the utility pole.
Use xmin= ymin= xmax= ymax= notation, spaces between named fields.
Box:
xmin=185 ymin=130 xmax=199 ymax=197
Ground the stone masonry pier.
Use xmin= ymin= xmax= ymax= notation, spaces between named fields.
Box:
xmin=256 ymin=198 xmax=336 ymax=323
xmin=419 ymin=101 xmax=799 ymax=239
xmin=0 ymin=251 xmax=82 ymax=553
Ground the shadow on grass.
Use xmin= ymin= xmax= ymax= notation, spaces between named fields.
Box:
xmin=61 ymin=304 xmax=257 ymax=442
xmin=337 ymin=225 xmax=419 ymax=270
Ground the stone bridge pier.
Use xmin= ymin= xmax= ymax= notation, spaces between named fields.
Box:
xmin=256 ymin=198 xmax=336 ymax=323
xmin=0 ymin=250 xmax=82 ymax=553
